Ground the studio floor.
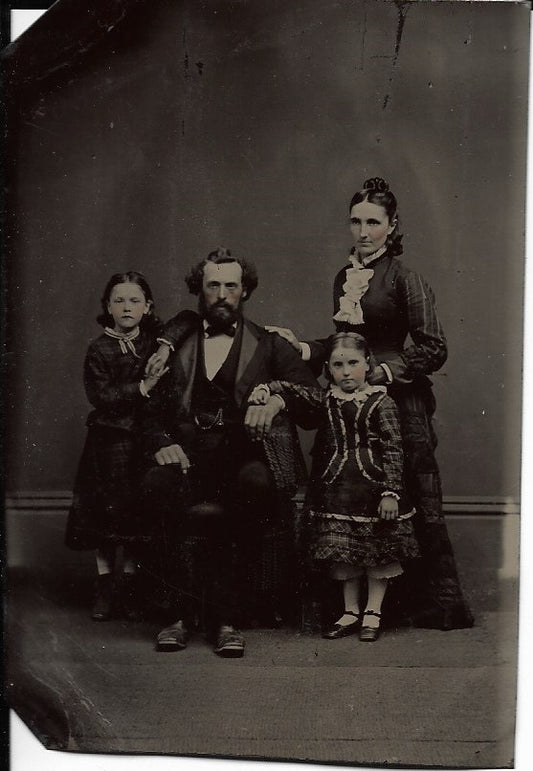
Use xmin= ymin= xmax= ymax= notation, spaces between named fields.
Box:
xmin=6 ymin=509 xmax=519 ymax=768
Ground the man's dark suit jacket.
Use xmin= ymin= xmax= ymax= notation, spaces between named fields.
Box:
xmin=142 ymin=314 xmax=319 ymax=495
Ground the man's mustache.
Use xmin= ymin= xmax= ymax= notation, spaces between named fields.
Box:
xmin=200 ymin=296 xmax=242 ymax=320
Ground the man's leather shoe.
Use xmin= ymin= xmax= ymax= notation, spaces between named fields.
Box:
xmin=156 ymin=620 xmax=189 ymax=651
xmin=91 ymin=574 xmax=114 ymax=621
xmin=120 ymin=573 xmax=144 ymax=622
xmin=213 ymin=625 xmax=245 ymax=657
xmin=322 ymin=611 xmax=360 ymax=639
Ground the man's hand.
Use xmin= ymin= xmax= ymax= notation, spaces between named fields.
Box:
xmin=264 ymin=326 xmax=302 ymax=354
xmin=378 ymin=495 xmax=399 ymax=520
xmin=154 ymin=443 xmax=191 ymax=473
xmin=244 ymin=396 xmax=283 ymax=442
xmin=145 ymin=344 xmax=171 ymax=378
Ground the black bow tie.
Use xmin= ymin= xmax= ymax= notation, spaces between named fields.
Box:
xmin=204 ymin=324 xmax=236 ymax=338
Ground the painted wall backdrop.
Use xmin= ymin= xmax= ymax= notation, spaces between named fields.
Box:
xmin=4 ymin=0 xmax=528 ymax=500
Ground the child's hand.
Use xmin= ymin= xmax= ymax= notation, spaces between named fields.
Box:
xmin=145 ymin=345 xmax=171 ymax=378
xmin=142 ymin=367 xmax=169 ymax=394
xmin=378 ymin=495 xmax=399 ymax=520
xmin=248 ymin=384 xmax=270 ymax=405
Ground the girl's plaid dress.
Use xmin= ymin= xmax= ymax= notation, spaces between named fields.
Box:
xmin=266 ymin=380 xmax=419 ymax=569
xmin=304 ymin=384 xmax=419 ymax=568
xmin=65 ymin=328 xmax=156 ymax=550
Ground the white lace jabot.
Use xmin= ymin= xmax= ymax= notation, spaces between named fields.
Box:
xmin=332 ymin=246 xmax=386 ymax=326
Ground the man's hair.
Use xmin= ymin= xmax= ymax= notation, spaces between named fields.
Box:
xmin=184 ymin=247 xmax=258 ymax=300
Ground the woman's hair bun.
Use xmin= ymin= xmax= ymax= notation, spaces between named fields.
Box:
xmin=363 ymin=177 xmax=389 ymax=193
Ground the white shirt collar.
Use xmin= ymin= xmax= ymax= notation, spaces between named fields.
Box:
xmin=352 ymin=245 xmax=388 ymax=268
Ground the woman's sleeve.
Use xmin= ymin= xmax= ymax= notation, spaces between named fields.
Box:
xmin=83 ymin=345 xmax=141 ymax=412
xmin=302 ymin=338 xmax=328 ymax=378
xmin=376 ymin=397 xmax=404 ymax=494
xmin=393 ymin=269 xmax=448 ymax=381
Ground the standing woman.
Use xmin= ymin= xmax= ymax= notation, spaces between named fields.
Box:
xmin=268 ymin=177 xmax=473 ymax=630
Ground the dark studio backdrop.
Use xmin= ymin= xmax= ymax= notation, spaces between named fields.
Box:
xmin=2 ymin=0 xmax=528 ymax=507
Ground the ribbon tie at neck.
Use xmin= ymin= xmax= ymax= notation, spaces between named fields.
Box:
xmin=104 ymin=326 xmax=141 ymax=357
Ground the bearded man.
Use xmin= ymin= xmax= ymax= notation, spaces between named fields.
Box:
xmin=141 ymin=247 xmax=318 ymax=657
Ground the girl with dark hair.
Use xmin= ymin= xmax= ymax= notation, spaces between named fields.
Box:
xmin=266 ymin=178 xmax=473 ymax=631
xmin=65 ymin=271 xmax=166 ymax=621
xmin=249 ymin=332 xmax=418 ymax=642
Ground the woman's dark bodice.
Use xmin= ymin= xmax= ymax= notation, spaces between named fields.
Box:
xmin=332 ymin=252 xmax=447 ymax=382
xmin=333 ymin=253 xmax=409 ymax=356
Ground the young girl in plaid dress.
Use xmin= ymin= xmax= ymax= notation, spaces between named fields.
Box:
xmin=251 ymin=332 xmax=418 ymax=642
xmin=65 ymin=272 xmax=166 ymax=621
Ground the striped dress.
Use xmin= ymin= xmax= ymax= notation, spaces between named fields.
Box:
xmin=305 ymin=249 xmax=474 ymax=629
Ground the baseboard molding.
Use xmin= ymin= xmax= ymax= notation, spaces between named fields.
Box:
xmin=5 ymin=491 xmax=74 ymax=510
xmin=4 ymin=490 xmax=520 ymax=515
xmin=439 ymin=496 xmax=519 ymax=515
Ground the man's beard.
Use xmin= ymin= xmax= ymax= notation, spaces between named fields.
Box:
xmin=200 ymin=296 xmax=243 ymax=331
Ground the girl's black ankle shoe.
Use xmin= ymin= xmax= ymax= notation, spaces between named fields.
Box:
xmin=322 ymin=610 xmax=360 ymax=639
xmin=359 ymin=610 xmax=381 ymax=642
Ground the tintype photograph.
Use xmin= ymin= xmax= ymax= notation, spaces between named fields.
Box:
xmin=2 ymin=1 xmax=530 ymax=769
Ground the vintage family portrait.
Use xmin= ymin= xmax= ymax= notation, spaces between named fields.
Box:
xmin=3 ymin=1 xmax=531 ymax=769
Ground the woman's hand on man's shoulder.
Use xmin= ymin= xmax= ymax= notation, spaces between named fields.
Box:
xmin=264 ymin=325 xmax=302 ymax=354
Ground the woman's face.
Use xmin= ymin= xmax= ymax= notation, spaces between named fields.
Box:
xmin=349 ymin=200 xmax=395 ymax=259
xmin=328 ymin=346 xmax=369 ymax=393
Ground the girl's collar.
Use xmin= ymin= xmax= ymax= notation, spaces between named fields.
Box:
xmin=104 ymin=326 xmax=141 ymax=357
xmin=329 ymin=382 xmax=387 ymax=402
